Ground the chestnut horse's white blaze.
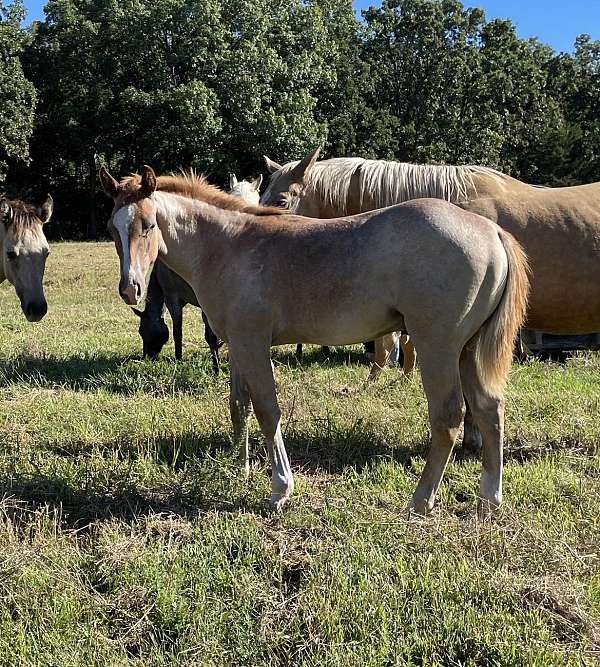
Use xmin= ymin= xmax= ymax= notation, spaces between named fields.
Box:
xmin=113 ymin=204 xmax=137 ymax=302
xmin=100 ymin=165 xmax=528 ymax=516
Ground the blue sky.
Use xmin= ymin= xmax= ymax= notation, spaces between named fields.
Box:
xmin=21 ymin=0 xmax=599 ymax=54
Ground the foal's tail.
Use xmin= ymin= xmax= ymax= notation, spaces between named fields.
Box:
xmin=474 ymin=229 xmax=530 ymax=398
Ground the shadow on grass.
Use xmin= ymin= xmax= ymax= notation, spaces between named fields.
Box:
xmin=273 ymin=345 xmax=370 ymax=369
xmin=1 ymin=419 xmax=585 ymax=530
xmin=0 ymin=352 xmax=218 ymax=395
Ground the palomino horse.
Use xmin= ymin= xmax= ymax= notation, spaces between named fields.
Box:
xmin=262 ymin=147 xmax=600 ymax=336
xmin=100 ymin=165 xmax=528 ymax=514
xmin=0 ymin=195 xmax=53 ymax=321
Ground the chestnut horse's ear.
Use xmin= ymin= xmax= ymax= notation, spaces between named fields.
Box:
xmin=291 ymin=147 xmax=321 ymax=183
xmin=264 ymin=156 xmax=283 ymax=174
xmin=37 ymin=194 xmax=53 ymax=224
xmin=99 ymin=166 xmax=120 ymax=199
xmin=251 ymin=174 xmax=263 ymax=191
xmin=140 ymin=165 xmax=157 ymax=197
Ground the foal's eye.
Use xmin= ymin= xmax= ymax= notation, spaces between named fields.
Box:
xmin=6 ymin=250 xmax=17 ymax=260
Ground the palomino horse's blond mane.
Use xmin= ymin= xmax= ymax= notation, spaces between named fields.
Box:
xmin=120 ymin=170 xmax=284 ymax=217
xmin=293 ymin=158 xmax=509 ymax=215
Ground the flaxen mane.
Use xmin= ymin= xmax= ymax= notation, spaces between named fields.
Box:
xmin=288 ymin=158 xmax=509 ymax=215
xmin=0 ymin=199 xmax=43 ymax=235
xmin=121 ymin=171 xmax=284 ymax=216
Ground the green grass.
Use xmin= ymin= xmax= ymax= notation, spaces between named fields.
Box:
xmin=0 ymin=241 xmax=598 ymax=666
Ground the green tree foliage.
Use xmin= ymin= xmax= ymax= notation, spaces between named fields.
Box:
xmin=2 ymin=0 xmax=599 ymax=236
xmin=0 ymin=0 xmax=36 ymax=182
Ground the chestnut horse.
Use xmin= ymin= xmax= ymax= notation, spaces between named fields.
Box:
xmin=0 ymin=195 xmax=53 ymax=321
xmin=100 ymin=165 xmax=528 ymax=515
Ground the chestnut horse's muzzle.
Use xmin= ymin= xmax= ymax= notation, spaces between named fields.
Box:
xmin=119 ymin=279 xmax=142 ymax=306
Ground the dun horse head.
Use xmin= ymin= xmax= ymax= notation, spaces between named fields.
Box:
xmin=260 ymin=147 xmax=321 ymax=214
xmin=0 ymin=195 xmax=52 ymax=321
xmin=100 ymin=165 xmax=165 ymax=306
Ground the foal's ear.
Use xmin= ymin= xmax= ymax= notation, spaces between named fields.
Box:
xmin=140 ymin=165 xmax=157 ymax=197
xmin=229 ymin=173 xmax=238 ymax=189
xmin=251 ymin=174 xmax=263 ymax=191
xmin=291 ymin=146 xmax=321 ymax=183
xmin=37 ymin=194 xmax=53 ymax=224
xmin=99 ymin=166 xmax=120 ymax=199
xmin=264 ymin=156 xmax=283 ymax=174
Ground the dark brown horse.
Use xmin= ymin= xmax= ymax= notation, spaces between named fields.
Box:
xmin=132 ymin=260 xmax=222 ymax=372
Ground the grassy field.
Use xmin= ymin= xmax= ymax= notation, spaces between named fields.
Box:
xmin=0 ymin=241 xmax=598 ymax=666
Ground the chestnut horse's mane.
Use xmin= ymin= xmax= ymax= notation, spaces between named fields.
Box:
xmin=120 ymin=170 xmax=284 ymax=216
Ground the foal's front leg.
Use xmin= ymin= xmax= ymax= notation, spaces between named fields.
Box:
xmin=229 ymin=339 xmax=294 ymax=510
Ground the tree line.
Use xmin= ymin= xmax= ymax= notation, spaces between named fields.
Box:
xmin=1 ymin=0 xmax=599 ymax=238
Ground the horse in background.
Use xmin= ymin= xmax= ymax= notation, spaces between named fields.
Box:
xmin=0 ymin=195 xmax=53 ymax=321
xmin=101 ymin=164 xmax=528 ymax=515
xmin=229 ymin=174 xmax=262 ymax=204
xmin=131 ymin=174 xmax=262 ymax=368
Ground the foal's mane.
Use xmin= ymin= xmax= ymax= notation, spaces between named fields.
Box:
xmin=0 ymin=198 xmax=43 ymax=235
xmin=293 ymin=158 xmax=510 ymax=215
xmin=121 ymin=170 xmax=284 ymax=216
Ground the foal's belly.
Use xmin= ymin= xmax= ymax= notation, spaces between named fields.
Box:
xmin=271 ymin=310 xmax=406 ymax=347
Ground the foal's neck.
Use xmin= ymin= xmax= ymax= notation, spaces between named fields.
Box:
xmin=153 ymin=191 xmax=244 ymax=295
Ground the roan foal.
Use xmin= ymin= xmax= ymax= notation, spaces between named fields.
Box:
xmin=101 ymin=165 xmax=528 ymax=515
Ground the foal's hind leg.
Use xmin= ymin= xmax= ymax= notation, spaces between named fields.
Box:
xmin=459 ymin=346 xmax=505 ymax=513
xmin=408 ymin=350 xmax=465 ymax=514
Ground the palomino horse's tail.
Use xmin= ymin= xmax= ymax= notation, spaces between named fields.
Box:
xmin=474 ymin=229 xmax=529 ymax=397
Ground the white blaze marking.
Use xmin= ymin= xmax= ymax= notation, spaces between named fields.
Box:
xmin=113 ymin=204 xmax=136 ymax=283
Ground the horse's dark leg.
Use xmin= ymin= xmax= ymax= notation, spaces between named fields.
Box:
xmin=462 ymin=399 xmax=483 ymax=454
xmin=296 ymin=344 xmax=303 ymax=358
xmin=321 ymin=346 xmax=330 ymax=355
xmin=167 ymin=299 xmax=184 ymax=360
xmin=202 ymin=311 xmax=220 ymax=374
